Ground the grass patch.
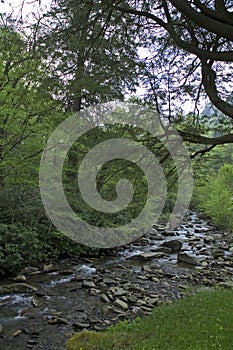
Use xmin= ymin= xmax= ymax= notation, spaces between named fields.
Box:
xmin=66 ymin=288 xmax=233 ymax=350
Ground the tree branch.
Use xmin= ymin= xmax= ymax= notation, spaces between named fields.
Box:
xmin=201 ymin=61 xmax=233 ymax=119
xmin=169 ymin=0 xmax=233 ymax=40
xmin=178 ymin=130 xmax=233 ymax=145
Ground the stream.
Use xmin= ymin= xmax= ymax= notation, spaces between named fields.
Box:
xmin=1 ymin=210 xmax=233 ymax=350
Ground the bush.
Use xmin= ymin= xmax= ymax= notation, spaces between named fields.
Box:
xmin=0 ymin=223 xmax=47 ymax=275
xmin=197 ymin=164 xmax=233 ymax=231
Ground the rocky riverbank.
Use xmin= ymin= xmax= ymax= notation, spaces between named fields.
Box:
xmin=1 ymin=211 xmax=233 ymax=350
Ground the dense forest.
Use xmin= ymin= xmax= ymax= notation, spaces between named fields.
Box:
xmin=0 ymin=0 xmax=233 ymax=276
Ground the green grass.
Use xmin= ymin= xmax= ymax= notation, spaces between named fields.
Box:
xmin=66 ymin=288 xmax=233 ymax=350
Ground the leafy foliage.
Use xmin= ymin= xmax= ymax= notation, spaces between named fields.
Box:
xmin=196 ymin=164 xmax=233 ymax=231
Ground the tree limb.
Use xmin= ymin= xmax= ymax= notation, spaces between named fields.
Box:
xmin=169 ymin=0 xmax=233 ymax=40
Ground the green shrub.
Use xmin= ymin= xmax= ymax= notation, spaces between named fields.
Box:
xmin=197 ymin=164 xmax=233 ymax=231
xmin=0 ymin=223 xmax=47 ymax=275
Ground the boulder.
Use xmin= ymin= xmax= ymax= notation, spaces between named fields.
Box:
xmin=0 ymin=283 xmax=37 ymax=294
xmin=177 ymin=252 xmax=201 ymax=266
xmin=14 ymin=274 xmax=27 ymax=282
xmin=162 ymin=239 xmax=182 ymax=252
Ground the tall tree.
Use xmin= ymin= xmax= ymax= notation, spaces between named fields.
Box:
xmin=37 ymin=0 xmax=141 ymax=111
xmin=0 ymin=19 xmax=61 ymax=186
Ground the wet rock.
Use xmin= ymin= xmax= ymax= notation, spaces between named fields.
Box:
xmin=0 ymin=283 xmax=37 ymax=294
xmin=163 ymin=230 xmax=176 ymax=237
xmin=177 ymin=252 xmax=201 ymax=266
xmin=31 ymin=296 xmax=40 ymax=307
xmin=59 ymin=270 xmax=73 ymax=275
xmin=114 ymin=299 xmax=128 ymax=310
xmin=138 ymin=252 xmax=164 ymax=260
xmin=204 ymin=235 xmax=215 ymax=243
xmin=152 ymin=224 xmax=165 ymax=231
xmin=35 ymin=289 xmax=46 ymax=297
xmin=0 ymin=296 xmax=11 ymax=306
xmin=152 ymin=246 xmax=172 ymax=253
xmin=13 ymin=330 xmax=22 ymax=337
xmin=211 ymin=248 xmax=225 ymax=258
xmin=14 ymin=274 xmax=27 ymax=282
xmin=162 ymin=239 xmax=182 ymax=252
xmin=82 ymin=280 xmax=96 ymax=288
xmin=147 ymin=228 xmax=159 ymax=236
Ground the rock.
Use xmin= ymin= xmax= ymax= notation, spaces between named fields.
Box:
xmin=127 ymin=295 xmax=137 ymax=303
xmin=219 ymin=280 xmax=233 ymax=288
xmin=114 ymin=299 xmax=128 ymax=310
xmin=211 ymin=248 xmax=225 ymax=259
xmin=23 ymin=327 xmax=44 ymax=335
xmin=0 ymin=324 xmax=3 ymax=334
xmin=142 ymin=265 xmax=152 ymax=272
xmin=82 ymin=280 xmax=96 ymax=288
xmin=177 ymin=252 xmax=201 ymax=266
xmin=14 ymin=274 xmax=27 ymax=282
xmin=132 ymin=306 xmax=145 ymax=317
xmin=31 ymin=296 xmax=40 ymax=307
xmin=21 ymin=266 xmax=40 ymax=275
xmin=73 ymin=322 xmax=90 ymax=329
xmin=48 ymin=316 xmax=69 ymax=325
xmin=59 ymin=270 xmax=73 ymax=275
xmin=104 ymin=320 xmax=111 ymax=326
xmin=100 ymin=294 xmax=110 ymax=303
xmin=140 ymin=305 xmax=153 ymax=312
xmin=113 ymin=287 xmax=127 ymax=297
xmin=27 ymin=339 xmax=38 ymax=345
xmin=13 ymin=330 xmax=22 ymax=337
xmin=57 ymin=317 xmax=69 ymax=325
xmin=101 ymin=305 xmax=113 ymax=314
xmin=147 ymin=228 xmax=158 ymax=236
xmin=136 ymin=299 xmax=147 ymax=307
xmin=94 ymin=325 xmax=106 ymax=331
xmin=152 ymin=224 xmax=165 ymax=231
xmin=153 ymin=246 xmax=172 ymax=253
xmin=162 ymin=240 xmax=182 ymax=252
xmin=151 ymin=277 xmax=160 ymax=282
xmin=163 ymin=230 xmax=176 ymax=237
xmin=0 ymin=283 xmax=37 ymax=294
xmin=204 ymin=236 xmax=215 ymax=243
xmin=43 ymin=264 xmax=56 ymax=273
xmin=102 ymin=278 xmax=117 ymax=284
xmin=138 ymin=252 xmax=164 ymax=260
